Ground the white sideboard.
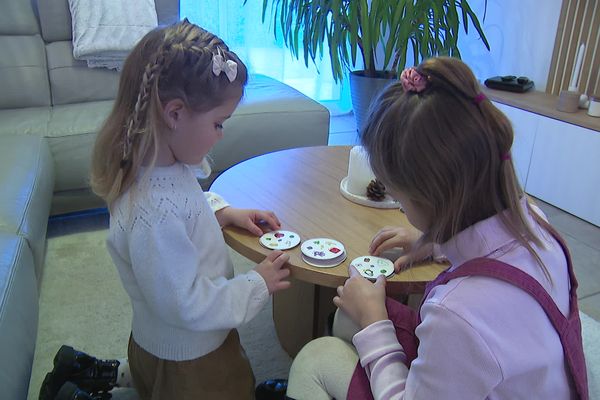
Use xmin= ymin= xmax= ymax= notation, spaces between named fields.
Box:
xmin=493 ymin=102 xmax=600 ymax=227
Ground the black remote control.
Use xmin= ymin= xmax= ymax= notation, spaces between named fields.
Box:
xmin=484 ymin=75 xmax=534 ymax=93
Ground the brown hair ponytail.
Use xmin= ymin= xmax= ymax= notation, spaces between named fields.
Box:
xmin=362 ymin=56 xmax=551 ymax=280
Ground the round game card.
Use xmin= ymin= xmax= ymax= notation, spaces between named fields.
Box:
xmin=259 ymin=230 xmax=301 ymax=250
xmin=301 ymin=238 xmax=346 ymax=260
xmin=350 ymin=256 xmax=395 ymax=280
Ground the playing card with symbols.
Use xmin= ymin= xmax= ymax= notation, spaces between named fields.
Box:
xmin=301 ymin=238 xmax=346 ymax=268
xmin=350 ymin=256 xmax=395 ymax=280
xmin=259 ymin=230 xmax=301 ymax=250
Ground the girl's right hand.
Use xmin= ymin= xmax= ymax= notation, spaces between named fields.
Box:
xmin=255 ymin=250 xmax=291 ymax=294
xmin=369 ymin=225 xmax=433 ymax=271
xmin=333 ymin=266 xmax=388 ymax=329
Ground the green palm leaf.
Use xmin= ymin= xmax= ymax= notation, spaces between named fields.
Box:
xmin=250 ymin=0 xmax=489 ymax=83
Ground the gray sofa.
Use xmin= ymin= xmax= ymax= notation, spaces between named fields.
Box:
xmin=0 ymin=0 xmax=330 ymax=215
xmin=0 ymin=135 xmax=54 ymax=400
xmin=0 ymin=0 xmax=329 ymax=398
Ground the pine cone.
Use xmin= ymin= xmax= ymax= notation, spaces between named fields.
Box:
xmin=366 ymin=179 xmax=386 ymax=201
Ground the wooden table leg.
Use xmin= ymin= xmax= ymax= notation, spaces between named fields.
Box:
xmin=272 ymin=278 xmax=337 ymax=358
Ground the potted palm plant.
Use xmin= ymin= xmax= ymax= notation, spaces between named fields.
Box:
xmin=251 ymin=0 xmax=490 ymax=131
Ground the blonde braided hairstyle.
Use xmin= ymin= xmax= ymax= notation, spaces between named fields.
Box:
xmin=90 ymin=19 xmax=248 ymax=207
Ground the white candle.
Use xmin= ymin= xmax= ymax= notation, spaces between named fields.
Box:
xmin=346 ymin=146 xmax=375 ymax=196
xmin=569 ymin=43 xmax=585 ymax=91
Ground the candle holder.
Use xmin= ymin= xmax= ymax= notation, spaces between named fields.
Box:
xmin=340 ymin=146 xmax=402 ymax=209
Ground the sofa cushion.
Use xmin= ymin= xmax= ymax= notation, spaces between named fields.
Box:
xmin=0 ymin=233 xmax=38 ymax=400
xmin=37 ymin=0 xmax=180 ymax=42
xmin=46 ymin=41 xmax=120 ymax=105
xmin=36 ymin=0 xmax=71 ymax=42
xmin=210 ymin=74 xmax=330 ymax=171
xmin=0 ymin=135 xmax=54 ymax=280
xmin=0 ymin=73 xmax=330 ymax=195
xmin=43 ymin=73 xmax=331 ymax=190
xmin=0 ymin=35 xmax=51 ymax=109
xmin=0 ymin=0 xmax=39 ymax=35
xmin=0 ymin=107 xmax=51 ymax=136
xmin=47 ymin=100 xmax=114 ymax=191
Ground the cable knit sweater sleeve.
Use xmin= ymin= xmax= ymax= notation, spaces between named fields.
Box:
xmin=204 ymin=191 xmax=229 ymax=213
xmin=128 ymin=196 xmax=269 ymax=331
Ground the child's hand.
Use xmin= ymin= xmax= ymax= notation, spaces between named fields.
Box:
xmin=369 ymin=225 xmax=433 ymax=271
xmin=216 ymin=207 xmax=281 ymax=236
xmin=333 ymin=266 xmax=388 ymax=329
xmin=255 ymin=250 xmax=291 ymax=294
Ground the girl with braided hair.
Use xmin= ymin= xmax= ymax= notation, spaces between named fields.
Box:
xmin=88 ymin=20 xmax=291 ymax=399
xmin=286 ymin=57 xmax=588 ymax=400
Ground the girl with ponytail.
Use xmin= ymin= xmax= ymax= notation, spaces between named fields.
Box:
xmin=287 ymin=57 xmax=588 ymax=400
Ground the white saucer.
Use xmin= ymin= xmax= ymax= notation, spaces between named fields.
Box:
xmin=339 ymin=177 xmax=402 ymax=209
xmin=302 ymin=252 xmax=347 ymax=268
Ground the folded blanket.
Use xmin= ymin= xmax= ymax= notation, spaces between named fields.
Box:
xmin=68 ymin=0 xmax=158 ymax=70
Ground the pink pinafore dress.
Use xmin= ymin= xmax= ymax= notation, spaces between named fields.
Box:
xmin=348 ymin=229 xmax=589 ymax=400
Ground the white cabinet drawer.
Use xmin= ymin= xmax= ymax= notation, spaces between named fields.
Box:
xmin=494 ymin=102 xmax=538 ymax=187
xmin=526 ymin=118 xmax=600 ymax=226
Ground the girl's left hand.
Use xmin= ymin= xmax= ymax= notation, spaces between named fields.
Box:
xmin=216 ymin=207 xmax=281 ymax=236
xmin=333 ymin=266 xmax=389 ymax=329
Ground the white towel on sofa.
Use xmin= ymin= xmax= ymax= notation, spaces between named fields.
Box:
xmin=68 ymin=0 xmax=158 ymax=70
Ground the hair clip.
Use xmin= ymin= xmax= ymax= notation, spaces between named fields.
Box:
xmin=501 ymin=153 xmax=511 ymax=161
xmin=473 ymin=93 xmax=487 ymax=105
xmin=212 ymin=51 xmax=237 ymax=82
xmin=400 ymin=67 xmax=428 ymax=93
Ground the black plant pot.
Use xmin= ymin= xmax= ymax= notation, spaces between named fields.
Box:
xmin=349 ymin=70 xmax=396 ymax=135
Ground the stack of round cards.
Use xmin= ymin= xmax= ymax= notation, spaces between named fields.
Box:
xmin=301 ymin=238 xmax=346 ymax=268
xmin=350 ymin=256 xmax=395 ymax=280
xmin=259 ymin=230 xmax=301 ymax=250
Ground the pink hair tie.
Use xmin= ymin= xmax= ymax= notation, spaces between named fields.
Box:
xmin=400 ymin=67 xmax=428 ymax=93
xmin=474 ymin=93 xmax=487 ymax=104
xmin=501 ymin=153 xmax=511 ymax=161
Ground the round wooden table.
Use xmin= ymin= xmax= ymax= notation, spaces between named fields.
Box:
xmin=210 ymin=145 xmax=446 ymax=355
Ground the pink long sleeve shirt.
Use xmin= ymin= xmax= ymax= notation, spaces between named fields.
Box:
xmin=352 ymin=203 xmax=574 ymax=399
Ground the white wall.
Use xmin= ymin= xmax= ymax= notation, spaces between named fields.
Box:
xmin=458 ymin=0 xmax=562 ymax=91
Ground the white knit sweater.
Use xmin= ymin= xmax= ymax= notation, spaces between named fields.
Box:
xmin=106 ymin=163 xmax=269 ymax=361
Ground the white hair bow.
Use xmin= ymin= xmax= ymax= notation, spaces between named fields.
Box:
xmin=212 ymin=54 xmax=238 ymax=82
